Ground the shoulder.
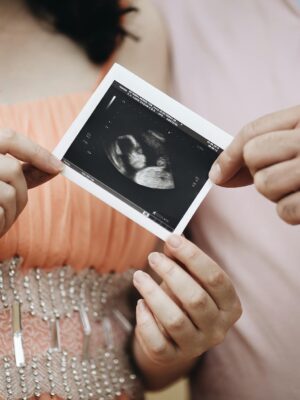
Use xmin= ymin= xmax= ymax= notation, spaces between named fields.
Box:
xmin=115 ymin=0 xmax=170 ymax=92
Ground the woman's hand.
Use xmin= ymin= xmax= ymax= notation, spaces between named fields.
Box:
xmin=209 ymin=105 xmax=300 ymax=225
xmin=0 ymin=128 xmax=63 ymax=237
xmin=133 ymin=235 xmax=242 ymax=389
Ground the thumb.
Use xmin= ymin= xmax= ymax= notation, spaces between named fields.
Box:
xmin=22 ymin=163 xmax=60 ymax=189
xmin=209 ymin=105 xmax=300 ymax=187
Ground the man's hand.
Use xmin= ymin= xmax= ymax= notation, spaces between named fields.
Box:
xmin=209 ymin=105 xmax=300 ymax=225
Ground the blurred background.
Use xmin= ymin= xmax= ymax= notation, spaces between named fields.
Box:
xmin=146 ymin=379 xmax=189 ymax=400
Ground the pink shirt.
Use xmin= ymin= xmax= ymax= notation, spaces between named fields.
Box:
xmin=152 ymin=1 xmax=300 ymax=399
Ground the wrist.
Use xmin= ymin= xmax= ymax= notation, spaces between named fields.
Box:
xmin=132 ymin=333 xmax=196 ymax=391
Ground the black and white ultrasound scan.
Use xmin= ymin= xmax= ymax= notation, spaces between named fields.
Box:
xmin=54 ymin=65 xmax=231 ymax=240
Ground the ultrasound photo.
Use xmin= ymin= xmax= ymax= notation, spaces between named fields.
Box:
xmin=63 ymin=81 xmax=222 ymax=232
xmin=105 ymin=129 xmax=175 ymax=190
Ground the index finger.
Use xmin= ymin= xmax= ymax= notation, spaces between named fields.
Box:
xmin=209 ymin=105 xmax=300 ymax=186
xmin=0 ymin=129 xmax=63 ymax=174
xmin=165 ymin=235 xmax=239 ymax=312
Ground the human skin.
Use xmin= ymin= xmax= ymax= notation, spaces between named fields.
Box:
xmin=0 ymin=128 xmax=63 ymax=236
xmin=209 ymin=105 xmax=300 ymax=225
xmin=133 ymin=235 xmax=242 ymax=389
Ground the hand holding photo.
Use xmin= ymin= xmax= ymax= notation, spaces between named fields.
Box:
xmin=53 ymin=64 xmax=232 ymax=240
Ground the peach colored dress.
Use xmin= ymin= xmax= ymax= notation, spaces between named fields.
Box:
xmin=0 ymin=78 xmax=157 ymax=399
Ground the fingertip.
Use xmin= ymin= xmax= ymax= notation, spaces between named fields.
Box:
xmin=137 ymin=298 xmax=146 ymax=310
xmin=208 ymin=162 xmax=221 ymax=184
xmin=148 ymin=252 xmax=162 ymax=266
xmin=209 ymin=149 xmax=234 ymax=185
xmin=133 ymin=270 xmax=149 ymax=286
xmin=166 ymin=234 xmax=182 ymax=249
xmin=133 ymin=271 xmax=140 ymax=287
xmin=209 ymin=149 xmax=246 ymax=187
xmin=49 ymin=155 xmax=64 ymax=172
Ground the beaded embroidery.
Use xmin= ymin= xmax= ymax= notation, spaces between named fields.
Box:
xmin=0 ymin=257 xmax=143 ymax=400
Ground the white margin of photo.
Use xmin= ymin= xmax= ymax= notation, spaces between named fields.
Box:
xmin=53 ymin=63 xmax=232 ymax=241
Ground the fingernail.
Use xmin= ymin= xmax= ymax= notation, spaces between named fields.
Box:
xmin=209 ymin=162 xmax=221 ymax=183
xmin=166 ymin=235 xmax=181 ymax=248
xmin=50 ymin=156 xmax=64 ymax=171
xmin=148 ymin=252 xmax=161 ymax=265
xmin=137 ymin=299 xmax=146 ymax=311
xmin=133 ymin=270 xmax=149 ymax=285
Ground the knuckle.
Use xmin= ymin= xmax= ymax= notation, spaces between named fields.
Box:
xmin=277 ymin=201 xmax=300 ymax=225
xmin=8 ymin=158 xmax=22 ymax=178
xmin=163 ymin=260 xmax=177 ymax=278
xmin=207 ymin=270 xmax=225 ymax=288
xmin=1 ymin=184 xmax=16 ymax=202
xmin=31 ymin=143 xmax=43 ymax=161
xmin=240 ymin=121 xmax=258 ymax=142
xmin=137 ymin=317 xmax=152 ymax=331
xmin=210 ymin=329 xmax=226 ymax=347
xmin=194 ymin=343 xmax=205 ymax=357
xmin=253 ymin=170 xmax=279 ymax=201
xmin=166 ymin=313 xmax=186 ymax=331
xmin=243 ymin=140 xmax=257 ymax=167
xmin=232 ymin=300 xmax=243 ymax=321
xmin=149 ymin=341 xmax=169 ymax=357
xmin=188 ymin=290 xmax=208 ymax=310
xmin=185 ymin=246 xmax=199 ymax=264
xmin=253 ymin=170 xmax=269 ymax=196
xmin=143 ymin=285 xmax=156 ymax=296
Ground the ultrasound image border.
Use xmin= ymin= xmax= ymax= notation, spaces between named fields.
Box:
xmin=53 ymin=63 xmax=233 ymax=241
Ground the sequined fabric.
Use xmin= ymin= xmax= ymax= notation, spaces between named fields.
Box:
xmin=0 ymin=257 xmax=143 ymax=400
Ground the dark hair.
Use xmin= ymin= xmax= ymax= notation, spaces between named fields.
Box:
xmin=25 ymin=0 xmax=137 ymax=64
